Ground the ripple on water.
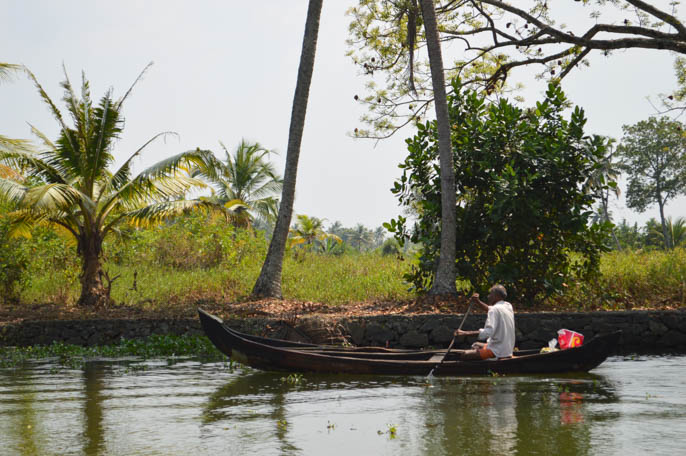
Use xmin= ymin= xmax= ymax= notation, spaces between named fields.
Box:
xmin=0 ymin=356 xmax=684 ymax=456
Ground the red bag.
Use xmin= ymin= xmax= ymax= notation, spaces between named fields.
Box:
xmin=557 ymin=329 xmax=584 ymax=349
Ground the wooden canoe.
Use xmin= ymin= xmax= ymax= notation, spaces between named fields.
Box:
xmin=198 ymin=308 xmax=620 ymax=376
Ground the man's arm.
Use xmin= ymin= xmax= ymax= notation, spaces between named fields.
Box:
xmin=454 ymin=293 xmax=490 ymax=337
xmin=470 ymin=293 xmax=490 ymax=312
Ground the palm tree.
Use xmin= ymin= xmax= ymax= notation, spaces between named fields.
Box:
xmin=584 ymin=135 xmax=622 ymax=250
xmin=418 ymin=0 xmax=457 ymax=295
xmin=373 ymin=226 xmax=386 ymax=248
xmin=288 ymin=214 xmax=340 ymax=252
xmin=252 ymin=0 xmax=323 ymax=299
xmin=349 ymin=223 xmax=372 ymax=251
xmin=194 ymin=139 xmax=282 ymax=228
xmin=0 ymin=65 xmax=218 ymax=307
xmin=646 ymin=216 xmax=686 ymax=249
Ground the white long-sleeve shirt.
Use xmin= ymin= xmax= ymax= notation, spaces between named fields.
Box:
xmin=478 ymin=300 xmax=515 ymax=358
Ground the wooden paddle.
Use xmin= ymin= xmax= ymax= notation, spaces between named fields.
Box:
xmin=428 ymin=300 xmax=474 ymax=377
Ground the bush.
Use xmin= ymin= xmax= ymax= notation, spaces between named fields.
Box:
xmin=387 ymin=81 xmax=612 ymax=304
xmin=0 ymin=212 xmax=28 ymax=303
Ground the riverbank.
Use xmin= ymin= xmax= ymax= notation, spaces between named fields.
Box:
xmin=2 ymin=301 xmax=685 ymax=353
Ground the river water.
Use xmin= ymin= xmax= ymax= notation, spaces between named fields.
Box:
xmin=0 ymin=355 xmax=684 ymax=455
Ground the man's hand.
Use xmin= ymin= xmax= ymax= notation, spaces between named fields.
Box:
xmin=455 ymin=329 xmax=468 ymax=337
xmin=470 ymin=293 xmax=480 ymax=305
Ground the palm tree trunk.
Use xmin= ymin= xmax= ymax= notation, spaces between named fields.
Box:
xmin=77 ymin=234 xmax=108 ymax=307
xmin=252 ymin=0 xmax=323 ymax=299
xmin=419 ymin=0 xmax=457 ymax=295
xmin=658 ymin=196 xmax=672 ymax=249
xmin=602 ymin=192 xmax=622 ymax=250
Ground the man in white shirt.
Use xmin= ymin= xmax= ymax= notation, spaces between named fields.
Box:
xmin=455 ymin=284 xmax=515 ymax=360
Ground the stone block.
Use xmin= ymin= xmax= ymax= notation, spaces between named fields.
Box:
xmin=430 ymin=325 xmax=454 ymax=345
xmin=658 ymin=330 xmax=686 ymax=347
xmin=399 ymin=330 xmax=429 ymax=348
xmin=364 ymin=324 xmax=394 ymax=346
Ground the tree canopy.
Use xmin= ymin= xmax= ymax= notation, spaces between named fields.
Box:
xmin=348 ymin=0 xmax=686 ymax=138
xmin=387 ymin=80 xmax=613 ymax=303
xmin=618 ymin=116 xmax=686 ymax=249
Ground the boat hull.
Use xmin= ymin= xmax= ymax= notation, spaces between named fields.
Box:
xmin=198 ymin=308 xmax=619 ymax=376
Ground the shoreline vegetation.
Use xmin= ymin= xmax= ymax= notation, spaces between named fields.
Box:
xmin=0 ymin=334 xmax=225 ymax=368
xmin=1 ymin=213 xmax=685 ymax=325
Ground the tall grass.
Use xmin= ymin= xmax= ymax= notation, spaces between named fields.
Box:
xmin=13 ymin=213 xmax=413 ymax=309
xmin=6 ymin=212 xmax=686 ymax=311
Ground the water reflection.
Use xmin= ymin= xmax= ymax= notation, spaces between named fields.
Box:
xmin=82 ymin=362 xmax=106 ymax=456
xmin=202 ymin=371 xmax=618 ymax=456
xmin=1 ymin=356 xmax=683 ymax=456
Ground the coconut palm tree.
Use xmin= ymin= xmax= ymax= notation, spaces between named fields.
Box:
xmin=646 ymin=216 xmax=686 ymax=249
xmin=584 ymin=135 xmax=622 ymax=250
xmin=288 ymin=214 xmax=340 ymax=252
xmin=193 ymin=139 xmax=282 ymax=228
xmin=349 ymin=223 xmax=372 ymax=251
xmin=252 ymin=0 xmax=323 ymax=299
xmin=0 ymin=65 xmax=219 ymax=307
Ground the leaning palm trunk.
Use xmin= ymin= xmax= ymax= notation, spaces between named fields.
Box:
xmin=252 ymin=0 xmax=323 ymax=298
xmin=419 ymin=0 xmax=457 ymax=295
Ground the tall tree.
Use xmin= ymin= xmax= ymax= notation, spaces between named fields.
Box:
xmin=193 ymin=139 xmax=282 ymax=228
xmin=419 ymin=0 xmax=457 ymax=295
xmin=583 ymin=135 xmax=623 ymax=250
xmin=0 ymin=66 xmax=218 ymax=307
xmin=348 ymin=1 xmax=686 ymax=138
xmin=618 ymin=116 xmax=686 ymax=250
xmin=389 ymin=81 xmax=610 ymax=303
xmin=252 ymin=0 xmax=323 ymax=298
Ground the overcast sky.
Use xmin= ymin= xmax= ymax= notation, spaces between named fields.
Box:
xmin=2 ymin=0 xmax=685 ymax=230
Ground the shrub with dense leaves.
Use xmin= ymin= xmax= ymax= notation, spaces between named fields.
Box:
xmin=387 ymin=81 xmax=612 ymax=304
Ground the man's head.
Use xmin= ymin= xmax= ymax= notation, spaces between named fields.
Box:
xmin=487 ymin=284 xmax=507 ymax=304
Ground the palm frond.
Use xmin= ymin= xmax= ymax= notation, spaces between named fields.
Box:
xmin=27 ymin=123 xmax=57 ymax=151
xmin=102 ymin=131 xmax=179 ymax=200
xmin=115 ymin=62 xmax=153 ymax=110
xmin=24 ymin=67 xmax=80 ymax=160
xmin=0 ymin=146 xmax=66 ymax=184
xmin=22 ymin=183 xmax=85 ymax=211
xmin=116 ymin=198 xmax=214 ymax=230
xmin=0 ymin=62 xmax=21 ymax=82
xmin=0 ymin=177 xmax=28 ymax=203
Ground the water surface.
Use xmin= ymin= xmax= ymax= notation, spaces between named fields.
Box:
xmin=1 ymin=355 xmax=684 ymax=455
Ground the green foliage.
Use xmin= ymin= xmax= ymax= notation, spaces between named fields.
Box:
xmin=0 ymin=65 xmax=220 ymax=306
xmin=0 ymin=205 xmax=28 ymax=302
xmin=618 ymin=116 xmax=686 ymax=249
xmin=558 ymin=247 xmax=686 ymax=311
xmin=10 ymin=208 xmax=411 ymax=306
xmin=388 ymin=80 xmax=612 ymax=303
xmin=192 ymin=139 xmax=282 ymax=228
xmin=0 ymin=334 xmax=224 ymax=368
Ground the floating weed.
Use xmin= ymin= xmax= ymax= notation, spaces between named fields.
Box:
xmin=378 ymin=425 xmax=398 ymax=439
xmin=0 ymin=334 xmax=224 ymax=369
xmin=280 ymin=373 xmax=306 ymax=386
xmin=326 ymin=421 xmax=336 ymax=431
xmin=277 ymin=420 xmax=288 ymax=430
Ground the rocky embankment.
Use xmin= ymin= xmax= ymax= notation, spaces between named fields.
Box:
xmin=2 ymin=310 xmax=685 ymax=353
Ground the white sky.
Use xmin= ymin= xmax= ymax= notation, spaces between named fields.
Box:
xmin=2 ymin=0 xmax=685 ymax=230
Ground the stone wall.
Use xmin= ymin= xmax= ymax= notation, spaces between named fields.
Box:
xmin=1 ymin=310 xmax=685 ymax=353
